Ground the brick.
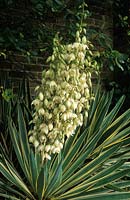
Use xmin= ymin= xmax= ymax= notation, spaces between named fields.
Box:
xmin=11 ymin=54 xmax=28 ymax=63
xmin=29 ymin=56 xmax=37 ymax=64
xmin=9 ymin=70 xmax=39 ymax=80
xmin=12 ymin=63 xmax=24 ymax=70
xmin=0 ymin=61 xmax=12 ymax=70
xmin=37 ymin=72 xmax=42 ymax=79
xmin=9 ymin=70 xmax=26 ymax=78
xmin=36 ymin=57 xmax=45 ymax=64
xmin=23 ymin=64 xmax=43 ymax=72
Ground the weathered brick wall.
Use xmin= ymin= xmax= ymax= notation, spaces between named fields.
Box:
xmin=0 ymin=0 xmax=113 ymax=93
xmin=0 ymin=54 xmax=44 ymax=94
xmin=87 ymin=0 xmax=113 ymax=39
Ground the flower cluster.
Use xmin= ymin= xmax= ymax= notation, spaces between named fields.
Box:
xmin=29 ymin=30 xmax=98 ymax=161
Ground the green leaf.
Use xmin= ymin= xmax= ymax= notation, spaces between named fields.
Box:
xmin=62 ymin=127 xmax=104 ymax=182
xmin=0 ymin=179 xmax=26 ymax=198
xmin=45 ymin=159 xmax=62 ymax=197
xmin=0 ymin=158 xmax=34 ymax=199
xmin=69 ymin=192 xmax=130 ymax=200
xmin=89 ymin=169 xmax=130 ymax=191
xmin=55 ymin=145 xmax=120 ymax=196
xmin=30 ymin=150 xmax=38 ymax=191
xmin=8 ymin=120 xmax=25 ymax=174
xmin=62 ymin=127 xmax=87 ymax=173
xmin=0 ymin=193 xmax=20 ymax=200
xmin=18 ymin=104 xmax=30 ymax=163
xmin=37 ymin=166 xmax=45 ymax=200
xmin=87 ymin=91 xmax=113 ymax=139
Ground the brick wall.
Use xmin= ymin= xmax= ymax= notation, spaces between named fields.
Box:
xmin=0 ymin=54 xmax=44 ymax=94
xmin=87 ymin=0 xmax=113 ymax=38
xmin=0 ymin=0 xmax=113 ymax=93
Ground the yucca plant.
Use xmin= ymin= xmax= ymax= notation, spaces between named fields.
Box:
xmin=0 ymin=75 xmax=32 ymax=160
xmin=1 ymin=28 xmax=130 ymax=199
xmin=1 ymin=89 xmax=130 ymax=200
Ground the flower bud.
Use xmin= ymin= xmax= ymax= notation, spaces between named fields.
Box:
xmin=29 ymin=136 xmax=34 ymax=143
xmin=53 ymin=108 xmax=58 ymax=115
xmin=59 ymin=105 xmax=66 ymax=113
xmin=54 ymin=147 xmax=61 ymax=153
xmin=62 ymin=113 xmax=67 ymax=121
xmin=34 ymin=140 xmax=39 ymax=148
xmin=72 ymin=113 xmax=77 ymax=118
xmin=54 ymin=139 xmax=59 ymax=146
xmin=71 ymin=101 xmax=77 ymax=110
xmin=45 ymin=153 xmax=51 ymax=160
xmin=50 ymin=81 xmax=57 ymax=88
xmin=48 ymin=113 xmax=52 ymax=119
xmin=40 ymin=135 xmax=46 ymax=142
xmin=80 ymin=97 xmax=86 ymax=103
xmin=44 ymin=99 xmax=49 ymax=107
xmin=46 ymin=56 xmax=51 ymax=63
xmin=85 ymin=88 xmax=90 ymax=97
xmin=83 ymin=28 xmax=86 ymax=34
xmin=73 ymin=42 xmax=80 ymax=49
xmin=67 ymin=44 xmax=72 ymax=51
xmin=85 ymin=111 xmax=88 ymax=118
xmin=66 ymin=131 xmax=72 ymax=138
xmin=78 ymin=52 xmax=85 ymax=62
xmin=77 ymin=104 xmax=83 ymax=113
xmin=35 ymin=86 xmax=40 ymax=91
xmin=75 ymin=92 xmax=81 ymax=99
xmin=66 ymin=111 xmax=72 ymax=119
xmin=76 ymin=31 xmax=80 ymax=38
xmin=43 ymin=126 xmax=49 ymax=135
xmin=39 ymin=92 xmax=44 ymax=101
xmin=51 ymin=55 xmax=55 ymax=61
xmin=38 ymin=145 xmax=44 ymax=152
xmin=32 ymin=99 xmax=40 ymax=106
xmin=59 ymin=142 xmax=63 ymax=149
xmin=82 ymin=36 xmax=87 ymax=44
xmin=80 ymin=76 xmax=86 ymax=84
xmin=79 ymin=114 xmax=83 ymax=124
xmin=48 ymin=123 xmax=53 ymax=131
xmin=45 ymin=145 xmax=51 ymax=152
xmin=66 ymin=100 xmax=71 ymax=108
xmin=68 ymin=53 xmax=75 ymax=62
xmin=38 ymin=108 xmax=45 ymax=115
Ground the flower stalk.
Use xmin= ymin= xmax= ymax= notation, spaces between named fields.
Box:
xmin=29 ymin=30 xmax=99 ymax=161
